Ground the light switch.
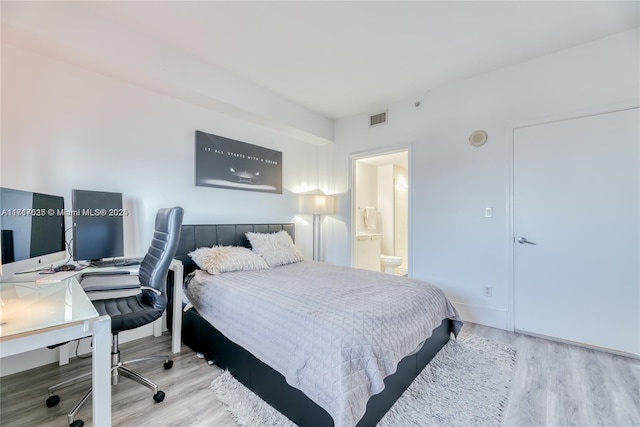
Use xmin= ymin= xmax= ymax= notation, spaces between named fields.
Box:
xmin=484 ymin=207 xmax=492 ymax=218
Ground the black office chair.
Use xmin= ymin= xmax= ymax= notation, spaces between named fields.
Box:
xmin=46 ymin=207 xmax=184 ymax=427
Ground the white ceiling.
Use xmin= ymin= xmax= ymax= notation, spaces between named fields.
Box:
xmin=3 ymin=1 xmax=639 ymax=120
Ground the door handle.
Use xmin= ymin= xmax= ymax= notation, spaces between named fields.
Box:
xmin=517 ymin=237 xmax=536 ymax=245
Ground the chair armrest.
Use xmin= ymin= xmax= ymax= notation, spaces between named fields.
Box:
xmin=140 ymin=286 xmax=162 ymax=295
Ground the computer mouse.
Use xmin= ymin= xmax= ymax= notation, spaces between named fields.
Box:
xmin=55 ymin=264 xmax=76 ymax=272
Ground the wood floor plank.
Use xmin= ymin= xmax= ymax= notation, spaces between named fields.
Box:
xmin=607 ymin=351 xmax=640 ymax=427
xmin=2 ymin=323 xmax=638 ymax=427
xmin=579 ymin=346 xmax=618 ymax=426
xmin=545 ymin=342 xmax=589 ymax=427
xmin=504 ymin=334 xmax=550 ymax=426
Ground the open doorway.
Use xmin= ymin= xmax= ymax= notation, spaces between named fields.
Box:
xmin=352 ymin=150 xmax=409 ymax=276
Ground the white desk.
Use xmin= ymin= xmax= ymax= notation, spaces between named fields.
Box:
xmin=169 ymin=260 xmax=184 ymax=354
xmin=0 ymin=277 xmax=111 ymax=426
xmin=3 ymin=258 xmax=184 ymax=357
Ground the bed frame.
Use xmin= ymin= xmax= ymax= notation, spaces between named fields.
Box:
xmin=169 ymin=223 xmax=454 ymax=427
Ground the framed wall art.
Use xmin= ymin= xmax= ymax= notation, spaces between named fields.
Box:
xmin=195 ymin=130 xmax=282 ymax=194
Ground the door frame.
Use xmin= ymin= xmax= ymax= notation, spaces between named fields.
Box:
xmin=349 ymin=143 xmax=412 ymax=276
xmin=506 ymin=101 xmax=639 ymax=332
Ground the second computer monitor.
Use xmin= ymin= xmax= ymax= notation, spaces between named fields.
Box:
xmin=72 ymin=189 xmax=124 ymax=262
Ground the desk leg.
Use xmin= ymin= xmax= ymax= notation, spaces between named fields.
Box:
xmin=92 ymin=315 xmax=111 ymax=427
xmin=171 ymin=263 xmax=183 ymax=354
xmin=59 ymin=342 xmax=70 ymax=366
xmin=153 ymin=318 xmax=162 ymax=338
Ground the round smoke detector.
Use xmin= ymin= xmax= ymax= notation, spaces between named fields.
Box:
xmin=469 ymin=130 xmax=488 ymax=147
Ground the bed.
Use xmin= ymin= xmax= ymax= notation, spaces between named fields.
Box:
xmin=169 ymin=223 xmax=462 ymax=427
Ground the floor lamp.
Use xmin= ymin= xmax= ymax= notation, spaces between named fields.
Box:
xmin=298 ymin=194 xmax=336 ymax=261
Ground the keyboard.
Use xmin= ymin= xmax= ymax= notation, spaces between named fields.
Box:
xmin=91 ymin=258 xmax=142 ymax=268
xmin=35 ymin=270 xmax=79 ymax=284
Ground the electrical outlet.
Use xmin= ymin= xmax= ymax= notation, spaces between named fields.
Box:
xmin=483 ymin=286 xmax=493 ymax=297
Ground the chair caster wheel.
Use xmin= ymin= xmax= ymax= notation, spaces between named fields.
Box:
xmin=164 ymin=360 xmax=173 ymax=369
xmin=70 ymin=420 xmax=84 ymax=427
xmin=46 ymin=395 xmax=60 ymax=407
xmin=153 ymin=390 xmax=165 ymax=403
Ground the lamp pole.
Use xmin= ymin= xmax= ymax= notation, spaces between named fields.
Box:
xmin=312 ymin=214 xmax=319 ymax=261
xmin=298 ymin=193 xmax=335 ymax=262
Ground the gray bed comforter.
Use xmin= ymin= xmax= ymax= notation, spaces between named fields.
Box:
xmin=184 ymin=260 xmax=462 ymax=427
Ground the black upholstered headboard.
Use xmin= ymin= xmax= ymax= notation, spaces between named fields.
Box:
xmin=175 ymin=223 xmax=296 ymax=276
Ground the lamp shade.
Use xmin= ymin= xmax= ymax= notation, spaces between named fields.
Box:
xmin=298 ymin=194 xmax=335 ymax=215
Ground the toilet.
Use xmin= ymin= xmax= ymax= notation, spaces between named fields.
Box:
xmin=380 ymin=255 xmax=402 ymax=275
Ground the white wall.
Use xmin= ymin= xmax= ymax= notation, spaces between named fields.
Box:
xmin=325 ymin=29 xmax=640 ymax=329
xmin=1 ymin=42 xmax=322 ymax=257
xmin=0 ymin=37 xmax=324 ymax=373
xmin=0 ymin=1 xmax=334 ymax=145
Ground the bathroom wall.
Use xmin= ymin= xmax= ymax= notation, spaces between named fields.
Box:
xmin=355 ymin=161 xmax=378 ymax=233
xmin=377 ymin=165 xmax=394 ymax=253
xmin=377 ymin=164 xmax=408 ymax=272
xmin=394 ymin=165 xmax=409 ymax=274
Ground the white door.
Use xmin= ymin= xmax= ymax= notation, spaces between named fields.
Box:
xmin=514 ymin=108 xmax=639 ymax=355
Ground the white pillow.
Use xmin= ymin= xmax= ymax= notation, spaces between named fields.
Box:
xmin=246 ymin=230 xmax=304 ymax=267
xmin=188 ymin=247 xmax=210 ymax=269
xmin=189 ymin=246 xmax=269 ymax=275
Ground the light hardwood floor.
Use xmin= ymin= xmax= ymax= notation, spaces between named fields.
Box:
xmin=1 ymin=323 xmax=638 ymax=427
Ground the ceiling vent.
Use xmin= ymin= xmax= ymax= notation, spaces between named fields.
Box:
xmin=369 ymin=110 xmax=388 ymax=127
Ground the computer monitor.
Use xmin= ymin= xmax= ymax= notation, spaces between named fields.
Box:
xmin=72 ymin=189 xmax=124 ymax=263
xmin=0 ymin=187 xmax=66 ymax=276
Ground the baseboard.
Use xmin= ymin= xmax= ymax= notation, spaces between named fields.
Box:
xmin=515 ymin=329 xmax=640 ymax=359
xmin=450 ymin=301 xmax=509 ymax=331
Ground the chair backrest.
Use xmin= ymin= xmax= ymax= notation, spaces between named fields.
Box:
xmin=138 ymin=207 xmax=184 ymax=311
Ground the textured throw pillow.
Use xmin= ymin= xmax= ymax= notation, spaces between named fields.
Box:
xmin=190 ymin=246 xmax=269 ymax=275
xmin=188 ymin=247 xmax=211 ymax=269
xmin=246 ymin=230 xmax=304 ymax=267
